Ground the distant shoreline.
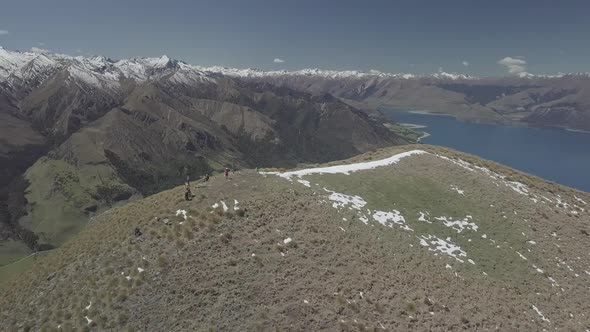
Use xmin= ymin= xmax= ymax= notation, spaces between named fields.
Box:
xmin=566 ymin=128 xmax=590 ymax=134
xmin=417 ymin=132 xmax=431 ymax=142
xmin=407 ymin=110 xmax=453 ymax=117
xmin=399 ymin=122 xmax=427 ymax=129
xmin=398 ymin=123 xmax=431 ymax=142
xmin=385 ymin=107 xmax=590 ymax=134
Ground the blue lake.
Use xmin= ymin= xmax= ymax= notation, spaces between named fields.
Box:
xmin=382 ymin=109 xmax=590 ymax=193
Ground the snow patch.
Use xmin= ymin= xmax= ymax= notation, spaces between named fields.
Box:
xmin=297 ymin=179 xmax=311 ymax=187
xmin=418 ymin=235 xmax=467 ymax=263
xmin=574 ymin=195 xmax=587 ymax=205
xmin=373 ymin=210 xmax=412 ymax=231
xmin=325 ymin=189 xmax=367 ymax=211
xmin=450 ymin=185 xmax=465 ymax=196
xmin=175 ymin=209 xmax=187 ymax=220
xmin=418 ymin=211 xmax=431 ymax=223
xmin=434 ymin=215 xmax=478 ymax=233
xmin=283 ymin=238 xmax=292 ymax=244
xmin=263 ymin=150 xmax=427 ymax=180
xmin=532 ymin=305 xmax=550 ymax=323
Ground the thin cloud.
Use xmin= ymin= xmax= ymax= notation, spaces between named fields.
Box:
xmin=30 ymin=46 xmax=49 ymax=53
xmin=0 ymin=30 xmax=8 ymax=35
xmin=462 ymin=61 xmax=469 ymax=67
xmin=498 ymin=56 xmax=527 ymax=74
xmin=37 ymin=42 xmax=45 ymax=46
xmin=76 ymin=49 xmax=83 ymax=53
xmin=273 ymin=58 xmax=285 ymax=63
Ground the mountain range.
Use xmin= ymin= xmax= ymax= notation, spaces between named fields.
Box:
xmin=202 ymin=66 xmax=590 ymax=131
xmin=2 ymin=46 xmax=590 ymax=269
xmin=0 ymin=47 xmax=405 ymax=258
xmin=1 ymin=47 xmax=590 ymax=331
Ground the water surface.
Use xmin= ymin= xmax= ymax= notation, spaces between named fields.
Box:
xmin=383 ymin=109 xmax=590 ymax=193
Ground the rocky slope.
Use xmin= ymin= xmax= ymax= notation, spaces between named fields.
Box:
xmin=1 ymin=145 xmax=589 ymax=331
xmin=0 ymin=48 xmax=406 ymax=262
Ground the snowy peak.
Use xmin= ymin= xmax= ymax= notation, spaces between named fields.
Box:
xmin=0 ymin=47 xmax=213 ymax=89
xmin=145 ymin=55 xmax=178 ymax=69
xmin=195 ymin=65 xmax=476 ymax=81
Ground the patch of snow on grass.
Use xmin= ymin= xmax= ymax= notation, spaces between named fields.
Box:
xmin=450 ymin=185 xmax=465 ymax=196
xmin=324 ymin=189 xmax=367 ymax=210
xmin=263 ymin=150 xmax=427 ymax=180
xmin=373 ymin=210 xmax=412 ymax=231
xmin=434 ymin=216 xmax=478 ymax=233
xmin=516 ymin=251 xmax=528 ymax=260
xmin=220 ymin=201 xmax=228 ymax=212
xmin=574 ymin=195 xmax=587 ymax=205
xmin=233 ymin=199 xmax=240 ymax=210
xmin=532 ymin=305 xmax=550 ymax=323
xmin=84 ymin=316 xmax=93 ymax=325
xmin=137 ymin=267 xmax=144 ymax=273
xmin=283 ymin=238 xmax=292 ymax=244
xmin=211 ymin=203 xmax=219 ymax=209
xmin=85 ymin=302 xmax=92 ymax=310
xmin=297 ymin=179 xmax=311 ymax=187
xmin=417 ymin=235 xmax=467 ymax=263
xmin=418 ymin=211 xmax=431 ymax=223
xmin=437 ymin=155 xmax=530 ymax=196
xmin=175 ymin=209 xmax=187 ymax=220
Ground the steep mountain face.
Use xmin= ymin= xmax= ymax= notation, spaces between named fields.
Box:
xmin=0 ymin=48 xmax=405 ymax=258
xmin=1 ymin=145 xmax=588 ymax=331
xmin=202 ymin=67 xmax=590 ymax=131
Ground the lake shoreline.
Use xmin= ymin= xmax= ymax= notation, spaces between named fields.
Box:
xmin=383 ymin=107 xmax=590 ymax=135
xmin=384 ymin=109 xmax=590 ymax=193
xmin=398 ymin=123 xmax=431 ymax=141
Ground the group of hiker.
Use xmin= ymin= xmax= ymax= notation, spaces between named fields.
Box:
xmin=184 ymin=167 xmax=232 ymax=201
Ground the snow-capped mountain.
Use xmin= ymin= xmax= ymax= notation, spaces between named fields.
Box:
xmin=2 ymin=46 xmax=590 ymax=135
xmin=0 ymin=47 xmax=213 ymax=91
xmin=1 ymin=47 xmax=481 ymax=90
xmin=194 ymin=65 xmax=477 ymax=80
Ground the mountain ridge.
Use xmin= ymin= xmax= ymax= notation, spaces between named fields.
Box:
xmin=1 ymin=144 xmax=589 ymax=331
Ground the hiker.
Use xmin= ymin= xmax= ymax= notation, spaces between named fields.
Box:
xmin=184 ymin=182 xmax=192 ymax=201
xmin=224 ymin=168 xmax=230 ymax=180
xmin=204 ymin=174 xmax=210 ymax=182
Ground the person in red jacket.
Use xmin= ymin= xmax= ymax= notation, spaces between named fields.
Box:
xmin=224 ymin=168 xmax=230 ymax=180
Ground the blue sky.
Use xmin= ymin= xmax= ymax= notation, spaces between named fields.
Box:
xmin=1 ymin=0 xmax=589 ymax=75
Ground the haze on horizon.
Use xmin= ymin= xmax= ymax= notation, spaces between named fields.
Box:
xmin=1 ymin=0 xmax=589 ymax=76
